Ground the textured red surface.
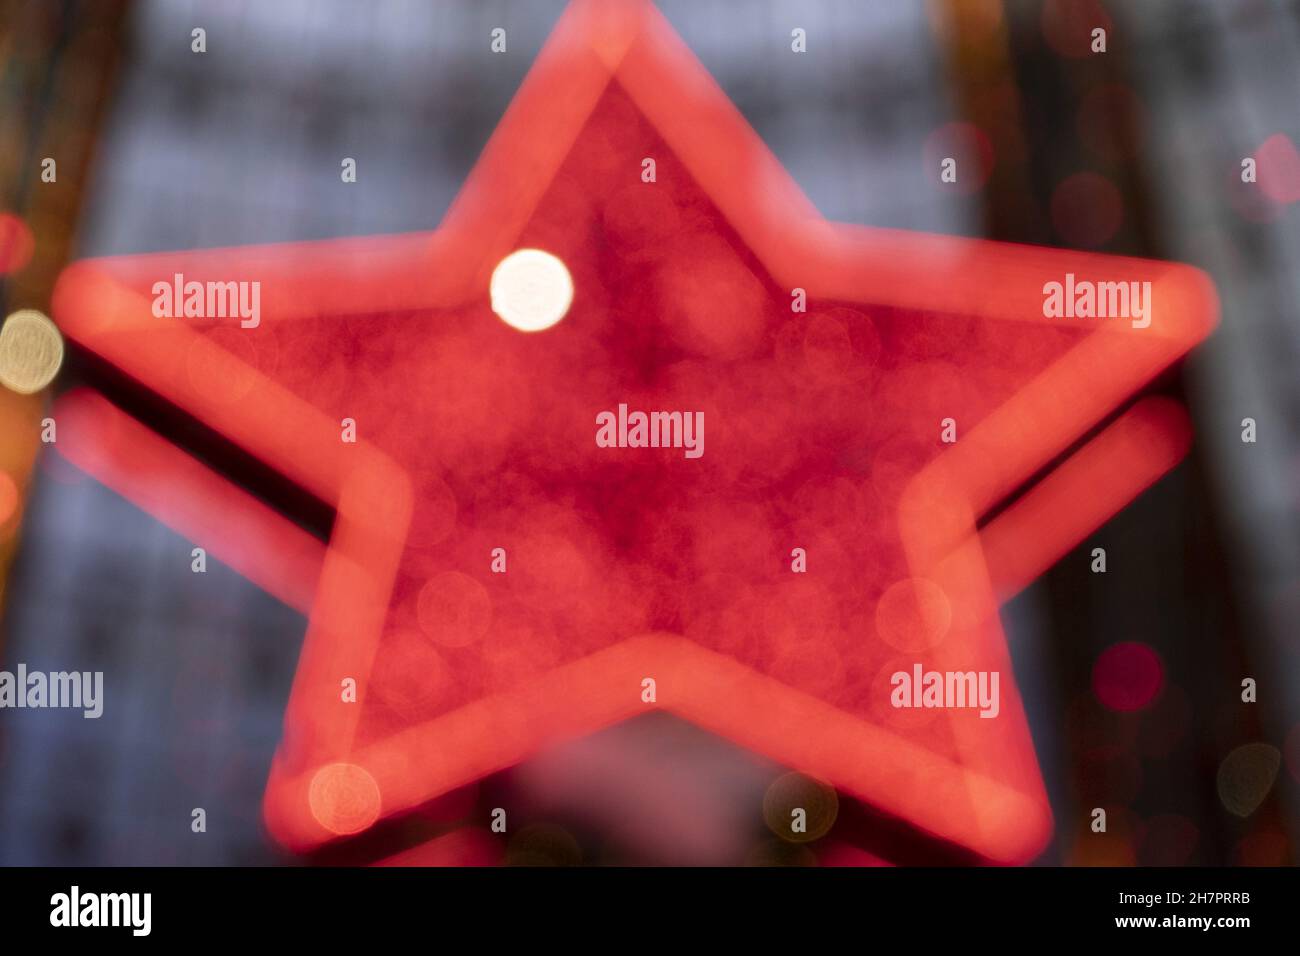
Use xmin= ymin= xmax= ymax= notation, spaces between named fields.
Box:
xmin=51 ymin=0 xmax=1216 ymax=861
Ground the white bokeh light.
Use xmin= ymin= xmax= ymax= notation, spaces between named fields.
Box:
xmin=489 ymin=248 xmax=574 ymax=332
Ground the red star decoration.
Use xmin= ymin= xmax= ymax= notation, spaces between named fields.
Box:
xmin=51 ymin=0 xmax=1216 ymax=862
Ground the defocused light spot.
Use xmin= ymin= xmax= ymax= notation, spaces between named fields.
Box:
xmin=417 ymin=570 xmax=492 ymax=647
xmin=0 ymin=310 xmax=63 ymax=395
xmin=875 ymin=577 xmax=951 ymax=652
xmin=1050 ymin=172 xmax=1123 ymax=248
xmin=514 ymin=533 xmax=592 ymax=607
xmin=763 ymin=771 xmax=838 ymax=843
xmin=1092 ymin=641 xmax=1163 ymax=712
xmin=0 ymin=472 xmax=18 ymax=526
xmin=0 ymin=214 xmax=34 ymax=274
xmin=1228 ymin=161 xmax=1282 ymax=224
xmin=1256 ymin=133 xmax=1300 ymax=205
xmin=308 ymin=762 xmax=381 ymax=836
xmin=922 ymin=122 xmax=995 ymax=194
xmin=1217 ymin=743 xmax=1281 ymax=818
xmin=776 ymin=307 xmax=881 ymax=387
xmin=655 ymin=231 xmax=768 ymax=359
xmin=404 ymin=470 xmax=459 ymax=557
xmin=1041 ymin=0 xmax=1113 ymax=59
xmin=490 ymin=248 xmax=574 ymax=332
xmin=925 ymin=0 xmax=1003 ymax=45
xmin=371 ymin=630 xmax=447 ymax=716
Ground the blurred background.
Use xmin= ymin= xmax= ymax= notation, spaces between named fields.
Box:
xmin=0 ymin=0 xmax=1298 ymax=865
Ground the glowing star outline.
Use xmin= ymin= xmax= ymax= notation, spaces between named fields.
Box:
xmin=50 ymin=0 xmax=1216 ymax=863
